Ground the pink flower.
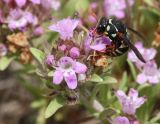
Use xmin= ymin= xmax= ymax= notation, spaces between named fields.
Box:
xmin=104 ymin=0 xmax=134 ymax=19
xmin=90 ymin=37 xmax=112 ymax=51
xmin=137 ymin=61 xmax=160 ymax=84
xmin=15 ymin=0 xmax=26 ymax=7
xmin=112 ymin=116 xmax=130 ymax=124
xmin=58 ymin=44 xmax=67 ymax=52
xmin=51 ymin=0 xmax=61 ymax=11
xmin=7 ymin=9 xmax=38 ymax=30
xmin=45 ymin=55 xmax=55 ymax=66
xmin=30 ymin=0 xmax=40 ymax=4
xmin=116 ymin=88 xmax=146 ymax=115
xmin=49 ymin=18 xmax=79 ymax=40
xmin=84 ymin=32 xmax=111 ymax=54
xmin=112 ymin=116 xmax=141 ymax=124
xmin=128 ymin=42 xmax=157 ymax=69
xmin=69 ymin=47 xmax=80 ymax=59
xmin=53 ymin=57 xmax=87 ymax=89
xmin=84 ymin=33 xmax=92 ymax=54
xmin=40 ymin=0 xmax=60 ymax=10
xmin=33 ymin=26 xmax=44 ymax=36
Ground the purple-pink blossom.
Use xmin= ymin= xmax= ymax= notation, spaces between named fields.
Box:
xmin=104 ymin=0 xmax=134 ymax=19
xmin=84 ymin=32 xmax=111 ymax=54
xmin=112 ymin=116 xmax=130 ymax=124
xmin=15 ymin=0 xmax=26 ymax=7
xmin=53 ymin=56 xmax=87 ymax=89
xmin=58 ymin=44 xmax=67 ymax=52
xmin=7 ymin=9 xmax=38 ymax=30
xmin=136 ymin=61 xmax=160 ymax=84
xmin=30 ymin=0 xmax=40 ymax=4
xmin=128 ymin=42 xmax=157 ymax=69
xmin=69 ymin=47 xmax=80 ymax=59
xmin=84 ymin=33 xmax=92 ymax=54
xmin=112 ymin=116 xmax=141 ymax=124
xmin=45 ymin=55 xmax=55 ymax=67
xmin=90 ymin=37 xmax=111 ymax=52
xmin=49 ymin=18 xmax=79 ymax=40
xmin=116 ymin=88 xmax=146 ymax=115
xmin=33 ymin=26 xmax=44 ymax=36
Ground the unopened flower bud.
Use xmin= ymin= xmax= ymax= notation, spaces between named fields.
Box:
xmin=69 ymin=47 xmax=80 ymax=59
xmin=58 ymin=44 xmax=66 ymax=52
xmin=33 ymin=26 xmax=43 ymax=36
xmin=45 ymin=54 xmax=54 ymax=66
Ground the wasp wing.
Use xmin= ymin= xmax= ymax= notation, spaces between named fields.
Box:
xmin=127 ymin=27 xmax=146 ymax=41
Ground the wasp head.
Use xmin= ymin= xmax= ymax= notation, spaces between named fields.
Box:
xmin=96 ymin=17 xmax=108 ymax=35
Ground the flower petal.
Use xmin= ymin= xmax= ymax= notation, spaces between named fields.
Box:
xmin=64 ymin=71 xmax=77 ymax=89
xmin=148 ymin=76 xmax=159 ymax=84
xmin=15 ymin=0 xmax=26 ymax=7
xmin=48 ymin=18 xmax=79 ymax=40
xmin=53 ymin=70 xmax=63 ymax=84
xmin=128 ymin=88 xmax=138 ymax=100
xmin=136 ymin=73 xmax=147 ymax=84
xmin=30 ymin=0 xmax=40 ymax=4
xmin=116 ymin=90 xmax=127 ymax=105
xmin=135 ymin=97 xmax=146 ymax=108
xmin=122 ymin=103 xmax=136 ymax=115
xmin=90 ymin=44 xmax=106 ymax=52
xmin=73 ymin=62 xmax=87 ymax=74
xmin=112 ymin=116 xmax=130 ymax=124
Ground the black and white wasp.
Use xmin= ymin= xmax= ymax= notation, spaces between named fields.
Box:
xmin=94 ymin=17 xmax=146 ymax=63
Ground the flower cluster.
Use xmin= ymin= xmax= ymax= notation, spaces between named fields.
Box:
xmin=1 ymin=0 xmax=61 ymax=32
xmin=0 ymin=0 xmax=61 ymax=64
xmin=112 ymin=88 xmax=146 ymax=124
xmin=128 ymin=42 xmax=160 ymax=84
xmin=46 ymin=17 xmax=89 ymax=89
xmin=116 ymin=88 xmax=146 ymax=115
xmin=7 ymin=8 xmax=38 ymax=30
xmin=49 ymin=18 xmax=79 ymax=40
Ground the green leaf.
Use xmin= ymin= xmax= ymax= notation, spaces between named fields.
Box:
xmin=47 ymin=71 xmax=54 ymax=77
xmin=0 ymin=56 xmax=15 ymax=71
xmin=99 ymin=108 xmax=117 ymax=120
xmin=30 ymin=47 xmax=45 ymax=64
xmin=127 ymin=59 xmax=137 ymax=80
xmin=102 ymin=76 xmax=118 ymax=84
xmin=89 ymin=74 xmax=103 ymax=83
xmin=119 ymin=71 xmax=127 ymax=90
xmin=60 ymin=0 xmax=77 ymax=17
xmin=75 ymin=0 xmax=89 ymax=13
xmin=144 ymin=0 xmax=154 ymax=6
xmin=45 ymin=98 xmax=63 ymax=118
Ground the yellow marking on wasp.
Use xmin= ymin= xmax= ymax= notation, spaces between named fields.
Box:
xmin=104 ymin=32 xmax=108 ymax=35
